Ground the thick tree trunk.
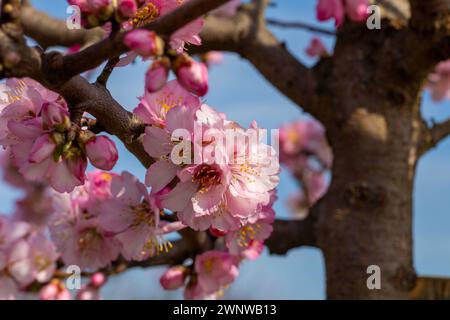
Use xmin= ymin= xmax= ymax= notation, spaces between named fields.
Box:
xmin=317 ymin=107 xmax=417 ymax=299
xmin=314 ymin=21 xmax=431 ymax=298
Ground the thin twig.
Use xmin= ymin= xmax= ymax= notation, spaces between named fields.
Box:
xmin=96 ymin=56 xmax=120 ymax=87
xmin=267 ymin=18 xmax=336 ymax=36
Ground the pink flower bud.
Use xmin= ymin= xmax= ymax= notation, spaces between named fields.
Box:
xmin=90 ymin=272 xmax=107 ymax=288
xmin=305 ymin=37 xmax=329 ymax=58
xmin=160 ymin=266 xmax=188 ymax=290
xmin=173 ymin=54 xmax=209 ymax=97
xmin=41 ymin=102 xmax=70 ymax=130
xmin=117 ymin=0 xmax=138 ymax=18
xmin=39 ymin=283 xmax=59 ymax=300
xmin=316 ymin=0 xmax=345 ymax=27
xmin=28 ymin=134 xmax=56 ymax=163
xmin=56 ymin=289 xmax=72 ymax=300
xmin=124 ymin=30 xmax=164 ymax=58
xmin=76 ymin=286 xmax=101 ymax=300
xmin=85 ymin=135 xmax=118 ymax=170
xmin=87 ymin=0 xmax=111 ymax=13
xmin=145 ymin=57 xmax=170 ymax=93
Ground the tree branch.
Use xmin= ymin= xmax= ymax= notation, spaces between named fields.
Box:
xmin=53 ymin=0 xmax=231 ymax=82
xmin=266 ymin=215 xmax=318 ymax=255
xmin=96 ymin=57 xmax=120 ymax=87
xmin=409 ymin=0 xmax=450 ymax=32
xmin=20 ymin=5 xmax=104 ymax=49
xmin=57 ymin=76 xmax=152 ymax=168
xmin=419 ymin=118 xmax=450 ymax=156
xmin=191 ymin=11 xmax=322 ymax=122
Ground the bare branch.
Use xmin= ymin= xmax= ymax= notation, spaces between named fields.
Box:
xmin=96 ymin=57 xmax=120 ymax=87
xmin=20 ymin=5 xmax=104 ymax=49
xmin=53 ymin=0 xmax=231 ymax=82
xmin=419 ymin=118 xmax=450 ymax=156
xmin=266 ymin=18 xmax=336 ymax=36
xmin=266 ymin=215 xmax=318 ymax=255
xmin=191 ymin=13 xmax=322 ymax=121
xmin=57 ymin=76 xmax=152 ymax=168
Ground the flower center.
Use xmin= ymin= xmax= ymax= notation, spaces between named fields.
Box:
xmin=203 ymin=258 xmax=215 ymax=273
xmin=192 ymin=164 xmax=222 ymax=192
xmin=34 ymin=254 xmax=51 ymax=271
xmin=131 ymin=201 xmax=156 ymax=227
xmin=131 ymin=3 xmax=160 ymax=27
xmin=78 ymin=228 xmax=102 ymax=250
xmin=238 ymin=224 xmax=260 ymax=247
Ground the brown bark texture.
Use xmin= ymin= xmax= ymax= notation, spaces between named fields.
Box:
xmin=1 ymin=0 xmax=450 ymax=299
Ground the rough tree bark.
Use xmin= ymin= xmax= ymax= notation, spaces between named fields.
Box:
xmin=2 ymin=0 xmax=450 ymax=299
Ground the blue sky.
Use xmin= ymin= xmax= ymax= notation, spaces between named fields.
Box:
xmin=7 ymin=0 xmax=448 ymax=299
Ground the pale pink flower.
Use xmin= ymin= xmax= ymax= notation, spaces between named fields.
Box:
xmin=428 ymin=59 xmax=450 ymax=102
xmin=305 ymin=37 xmax=329 ymax=58
xmin=316 ymin=0 xmax=345 ymax=26
xmin=85 ymin=135 xmax=118 ymax=171
xmin=0 ymin=215 xmax=30 ymax=250
xmin=39 ymin=280 xmax=72 ymax=300
xmin=279 ymin=119 xmax=332 ymax=171
xmin=0 ymin=274 xmax=17 ymax=300
xmin=145 ymin=57 xmax=171 ymax=93
xmin=8 ymin=232 xmax=58 ymax=286
xmin=98 ymin=171 xmax=184 ymax=261
xmin=77 ymin=286 xmax=101 ymax=300
xmin=13 ymin=188 xmax=58 ymax=227
xmin=202 ymin=51 xmax=224 ymax=68
xmin=160 ymin=266 xmax=188 ymax=290
xmin=160 ymin=118 xmax=279 ymax=232
xmin=173 ymin=54 xmax=209 ymax=97
xmin=124 ymin=29 xmax=164 ymax=58
xmin=49 ymin=196 xmax=120 ymax=270
xmin=195 ymin=251 xmax=239 ymax=295
xmin=134 ymin=79 xmax=200 ymax=127
xmin=225 ymin=192 xmax=276 ymax=260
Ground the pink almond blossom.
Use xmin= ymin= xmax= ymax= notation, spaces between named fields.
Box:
xmin=195 ymin=250 xmax=239 ymax=295
xmin=134 ymin=79 xmax=201 ymax=127
xmin=99 ymin=171 xmax=185 ymax=261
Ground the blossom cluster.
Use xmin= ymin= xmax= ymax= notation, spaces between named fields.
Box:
xmin=0 ymin=215 xmax=58 ymax=300
xmin=0 ymin=78 xmax=118 ymax=193
xmin=316 ymin=0 xmax=370 ymax=27
xmin=159 ymin=191 xmax=276 ymax=299
xmin=0 ymin=71 xmax=279 ymax=300
xmin=130 ymin=79 xmax=279 ymax=298
xmin=279 ymin=120 xmax=332 ymax=219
